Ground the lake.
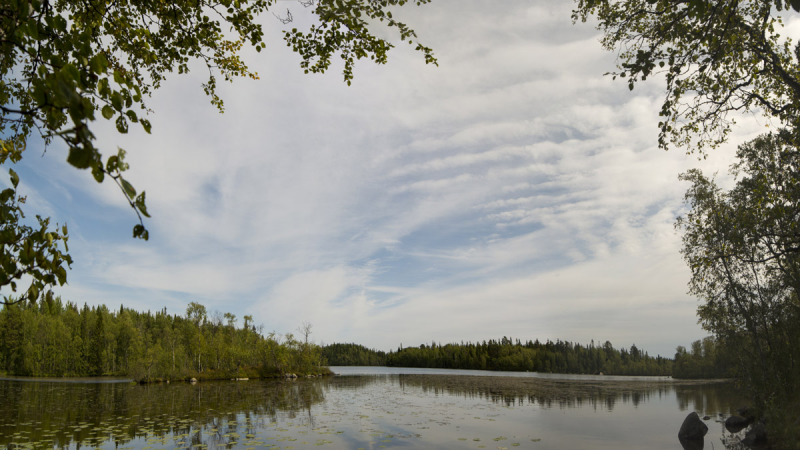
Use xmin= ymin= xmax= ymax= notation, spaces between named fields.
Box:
xmin=0 ymin=367 xmax=750 ymax=449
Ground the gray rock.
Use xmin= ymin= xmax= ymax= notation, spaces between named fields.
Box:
xmin=678 ymin=412 xmax=709 ymax=440
xmin=678 ymin=437 xmax=705 ymax=450
xmin=702 ymin=416 xmax=710 ymax=421
xmin=189 ymin=377 xmax=198 ymax=383
xmin=742 ymin=422 xmax=767 ymax=447
xmin=725 ymin=415 xmax=751 ymax=433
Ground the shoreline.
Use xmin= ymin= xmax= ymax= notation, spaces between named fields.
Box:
xmin=0 ymin=367 xmax=335 ymax=384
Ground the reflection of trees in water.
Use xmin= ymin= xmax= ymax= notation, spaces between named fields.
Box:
xmin=391 ymin=375 xmax=742 ymax=413
xmin=0 ymin=379 xmax=328 ymax=449
xmin=319 ymin=374 xmax=384 ymax=390
xmin=675 ymin=383 xmax=745 ymax=415
xmin=0 ymin=375 xmax=746 ymax=450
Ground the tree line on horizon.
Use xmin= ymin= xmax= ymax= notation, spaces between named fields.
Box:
xmin=0 ymin=299 xmax=325 ymax=381
xmin=0 ymin=295 xmax=730 ymax=380
xmin=323 ymin=338 xmax=707 ymax=377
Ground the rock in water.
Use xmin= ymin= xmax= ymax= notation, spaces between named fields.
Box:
xmin=678 ymin=412 xmax=709 ymax=439
xmin=678 ymin=437 xmax=705 ymax=450
xmin=725 ymin=415 xmax=750 ymax=433
xmin=742 ymin=422 xmax=767 ymax=447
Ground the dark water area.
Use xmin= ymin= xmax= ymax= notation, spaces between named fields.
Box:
xmin=0 ymin=367 xmax=752 ymax=449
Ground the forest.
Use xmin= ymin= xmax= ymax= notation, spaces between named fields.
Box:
xmin=323 ymin=338 xmax=675 ymax=376
xmin=672 ymin=337 xmax=734 ymax=379
xmin=0 ymin=299 xmax=327 ymax=381
xmin=321 ymin=343 xmax=387 ymax=366
xmin=2 ymin=296 xmax=731 ymax=380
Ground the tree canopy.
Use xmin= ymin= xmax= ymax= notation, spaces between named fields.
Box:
xmin=677 ymin=133 xmax=800 ymax=406
xmin=0 ymin=0 xmax=436 ymax=305
xmin=575 ymin=1 xmax=800 ymax=437
xmin=0 ymin=298 xmax=325 ymax=380
xmin=573 ymin=0 xmax=800 ymax=153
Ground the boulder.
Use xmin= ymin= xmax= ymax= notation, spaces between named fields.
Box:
xmin=702 ymin=416 xmax=710 ymax=421
xmin=725 ymin=415 xmax=751 ymax=433
xmin=742 ymin=422 xmax=767 ymax=447
xmin=678 ymin=412 xmax=709 ymax=440
xmin=190 ymin=377 xmax=198 ymax=383
xmin=678 ymin=437 xmax=705 ymax=450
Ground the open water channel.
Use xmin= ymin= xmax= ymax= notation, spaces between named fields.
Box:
xmin=0 ymin=367 xmax=751 ymax=450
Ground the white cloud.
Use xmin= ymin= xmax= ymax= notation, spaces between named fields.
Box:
xmin=20 ymin=0 xmax=769 ymax=359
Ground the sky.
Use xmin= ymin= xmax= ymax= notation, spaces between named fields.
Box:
xmin=9 ymin=0 xmax=784 ymax=358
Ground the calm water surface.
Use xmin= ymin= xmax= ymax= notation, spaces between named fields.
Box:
xmin=0 ymin=367 xmax=750 ymax=450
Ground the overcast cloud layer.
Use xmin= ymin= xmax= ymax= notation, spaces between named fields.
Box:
xmin=13 ymin=0 xmax=780 ymax=357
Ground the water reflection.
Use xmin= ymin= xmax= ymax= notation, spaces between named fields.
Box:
xmin=395 ymin=374 xmax=741 ymax=413
xmin=0 ymin=379 xmax=330 ymax=449
xmin=0 ymin=375 xmax=747 ymax=450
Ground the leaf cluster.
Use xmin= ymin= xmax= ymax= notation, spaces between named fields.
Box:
xmin=573 ymin=0 xmax=800 ymax=155
xmin=1 ymin=0 xmax=437 ymax=239
xmin=676 ymin=132 xmax=800 ymax=406
xmin=283 ymin=0 xmax=437 ymax=85
xmin=0 ymin=168 xmax=71 ymax=306
xmin=1 ymin=0 xmax=436 ymax=304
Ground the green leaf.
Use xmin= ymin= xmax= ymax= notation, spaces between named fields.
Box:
xmin=116 ymin=115 xmax=129 ymax=133
xmin=28 ymin=284 xmax=39 ymax=302
xmin=1 ymin=188 xmax=14 ymax=203
xmin=9 ymin=169 xmax=19 ymax=188
xmin=102 ymin=105 xmax=114 ymax=119
xmin=106 ymin=155 xmax=119 ymax=173
xmin=67 ymin=147 xmax=92 ymax=169
xmin=92 ymin=166 xmax=105 ymax=183
xmin=120 ymin=178 xmax=136 ymax=199
xmin=133 ymin=224 xmax=149 ymax=240
xmin=89 ymin=53 xmax=109 ymax=74
xmin=111 ymin=92 xmax=123 ymax=111
xmin=135 ymin=191 xmax=150 ymax=218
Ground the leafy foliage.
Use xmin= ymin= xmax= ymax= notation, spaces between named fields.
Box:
xmin=573 ymin=0 xmax=800 ymax=154
xmin=0 ymin=0 xmax=436 ymax=304
xmin=0 ymin=169 xmax=71 ymax=306
xmin=1 ymin=0 xmax=437 ymax=195
xmin=677 ymin=132 xmax=800 ymax=410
